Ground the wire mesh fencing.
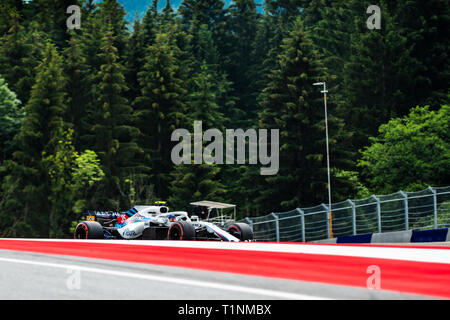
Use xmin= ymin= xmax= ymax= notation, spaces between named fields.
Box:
xmin=240 ymin=186 xmax=450 ymax=242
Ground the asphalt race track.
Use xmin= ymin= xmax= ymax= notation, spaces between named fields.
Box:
xmin=0 ymin=239 xmax=448 ymax=300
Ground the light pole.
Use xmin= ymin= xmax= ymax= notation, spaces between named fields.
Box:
xmin=313 ymin=82 xmax=333 ymax=238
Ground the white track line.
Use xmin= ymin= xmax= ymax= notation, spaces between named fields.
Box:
xmin=2 ymin=239 xmax=450 ymax=264
xmin=0 ymin=256 xmax=329 ymax=300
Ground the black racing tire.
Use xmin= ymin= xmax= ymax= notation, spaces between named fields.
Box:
xmin=167 ymin=221 xmax=195 ymax=240
xmin=227 ymin=223 xmax=254 ymax=241
xmin=74 ymin=221 xmax=104 ymax=239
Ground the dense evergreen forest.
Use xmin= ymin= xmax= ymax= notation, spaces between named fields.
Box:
xmin=0 ymin=0 xmax=448 ymax=237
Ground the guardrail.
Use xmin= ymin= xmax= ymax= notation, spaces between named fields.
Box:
xmin=313 ymin=228 xmax=450 ymax=244
xmin=240 ymin=186 xmax=450 ymax=242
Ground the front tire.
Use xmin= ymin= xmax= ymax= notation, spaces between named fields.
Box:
xmin=74 ymin=221 xmax=104 ymax=239
xmin=227 ymin=223 xmax=253 ymax=241
xmin=167 ymin=221 xmax=195 ymax=240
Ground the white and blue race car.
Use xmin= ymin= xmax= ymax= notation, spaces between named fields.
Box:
xmin=74 ymin=202 xmax=253 ymax=242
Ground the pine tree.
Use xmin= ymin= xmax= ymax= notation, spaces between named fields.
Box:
xmin=186 ymin=23 xmax=235 ymax=125
xmin=298 ymin=0 xmax=358 ymax=199
xmin=303 ymin=0 xmax=353 ymax=108
xmin=0 ymin=10 xmax=45 ymax=105
xmin=187 ymin=62 xmax=226 ymax=128
xmin=63 ymin=31 xmax=91 ymax=150
xmin=341 ymin=0 xmax=423 ymax=152
xmin=0 ymin=41 xmax=67 ymax=237
xmin=97 ymin=0 xmax=129 ymax=58
xmin=141 ymin=0 xmax=159 ymax=46
xmin=168 ymin=62 xmax=228 ymax=211
xmin=133 ymin=31 xmax=188 ymax=200
xmin=248 ymin=13 xmax=276 ymax=109
xmin=188 ymin=22 xmax=219 ymax=69
xmin=179 ymin=0 xmax=232 ymax=69
xmin=87 ymin=29 xmax=141 ymax=209
xmin=226 ymin=0 xmax=260 ymax=127
xmin=230 ymin=4 xmax=298 ymax=215
xmin=256 ymin=17 xmax=330 ymax=210
xmin=179 ymin=0 xmax=228 ymax=32
xmin=15 ymin=41 xmax=68 ymax=172
xmin=32 ymin=0 xmax=78 ymax=49
xmin=62 ymin=10 xmax=106 ymax=157
xmin=124 ymin=15 xmax=147 ymax=100
xmin=255 ymin=0 xmax=302 ymax=108
xmin=389 ymin=0 xmax=450 ymax=108
xmin=0 ymin=0 xmax=26 ymax=36
xmin=162 ymin=0 xmax=175 ymax=24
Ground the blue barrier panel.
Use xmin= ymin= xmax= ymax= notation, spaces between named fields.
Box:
xmin=336 ymin=233 xmax=373 ymax=244
xmin=410 ymin=228 xmax=449 ymax=243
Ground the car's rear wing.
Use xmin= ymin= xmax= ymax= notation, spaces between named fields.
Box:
xmin=85 ymin=210 xmax=123 ymax=221
xmin=85 ymin=207 xmax=140 ymax=221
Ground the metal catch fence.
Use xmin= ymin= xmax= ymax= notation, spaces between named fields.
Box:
xmin=240 ymin=186 xmax=450 ymax=242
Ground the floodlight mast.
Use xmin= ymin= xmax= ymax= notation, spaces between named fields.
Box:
xmin=313 ymin=81 xmax=333 ymax=238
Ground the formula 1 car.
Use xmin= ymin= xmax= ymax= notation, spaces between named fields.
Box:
xmin=74 ymin=201 xmax=253 ymax=241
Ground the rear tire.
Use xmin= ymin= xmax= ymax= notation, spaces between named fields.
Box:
xmin=227 ymin=223 xmax=253 ymax=241
xmin=167 ymin=221 xmax=195 ymax=240
xmin=74 ymin=221 xmax=104 ymax=239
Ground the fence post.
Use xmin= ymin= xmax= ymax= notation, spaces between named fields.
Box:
xmin=400 ymin=191 xmax=409 ymax=230
xmin=372 ymin=195 xmax=381 ymax=233
xmin=270 ymin=213 xmax=280 ymax=242
xmin=321 ymin=204 xmax=330 ymax=239
xmin=428 ymin=186 xmax=438 ymax=229
xmin=347 ymin=199 xmax=356 ymax=235
xmin=296 ymin=208 xmax=305 ymax=242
